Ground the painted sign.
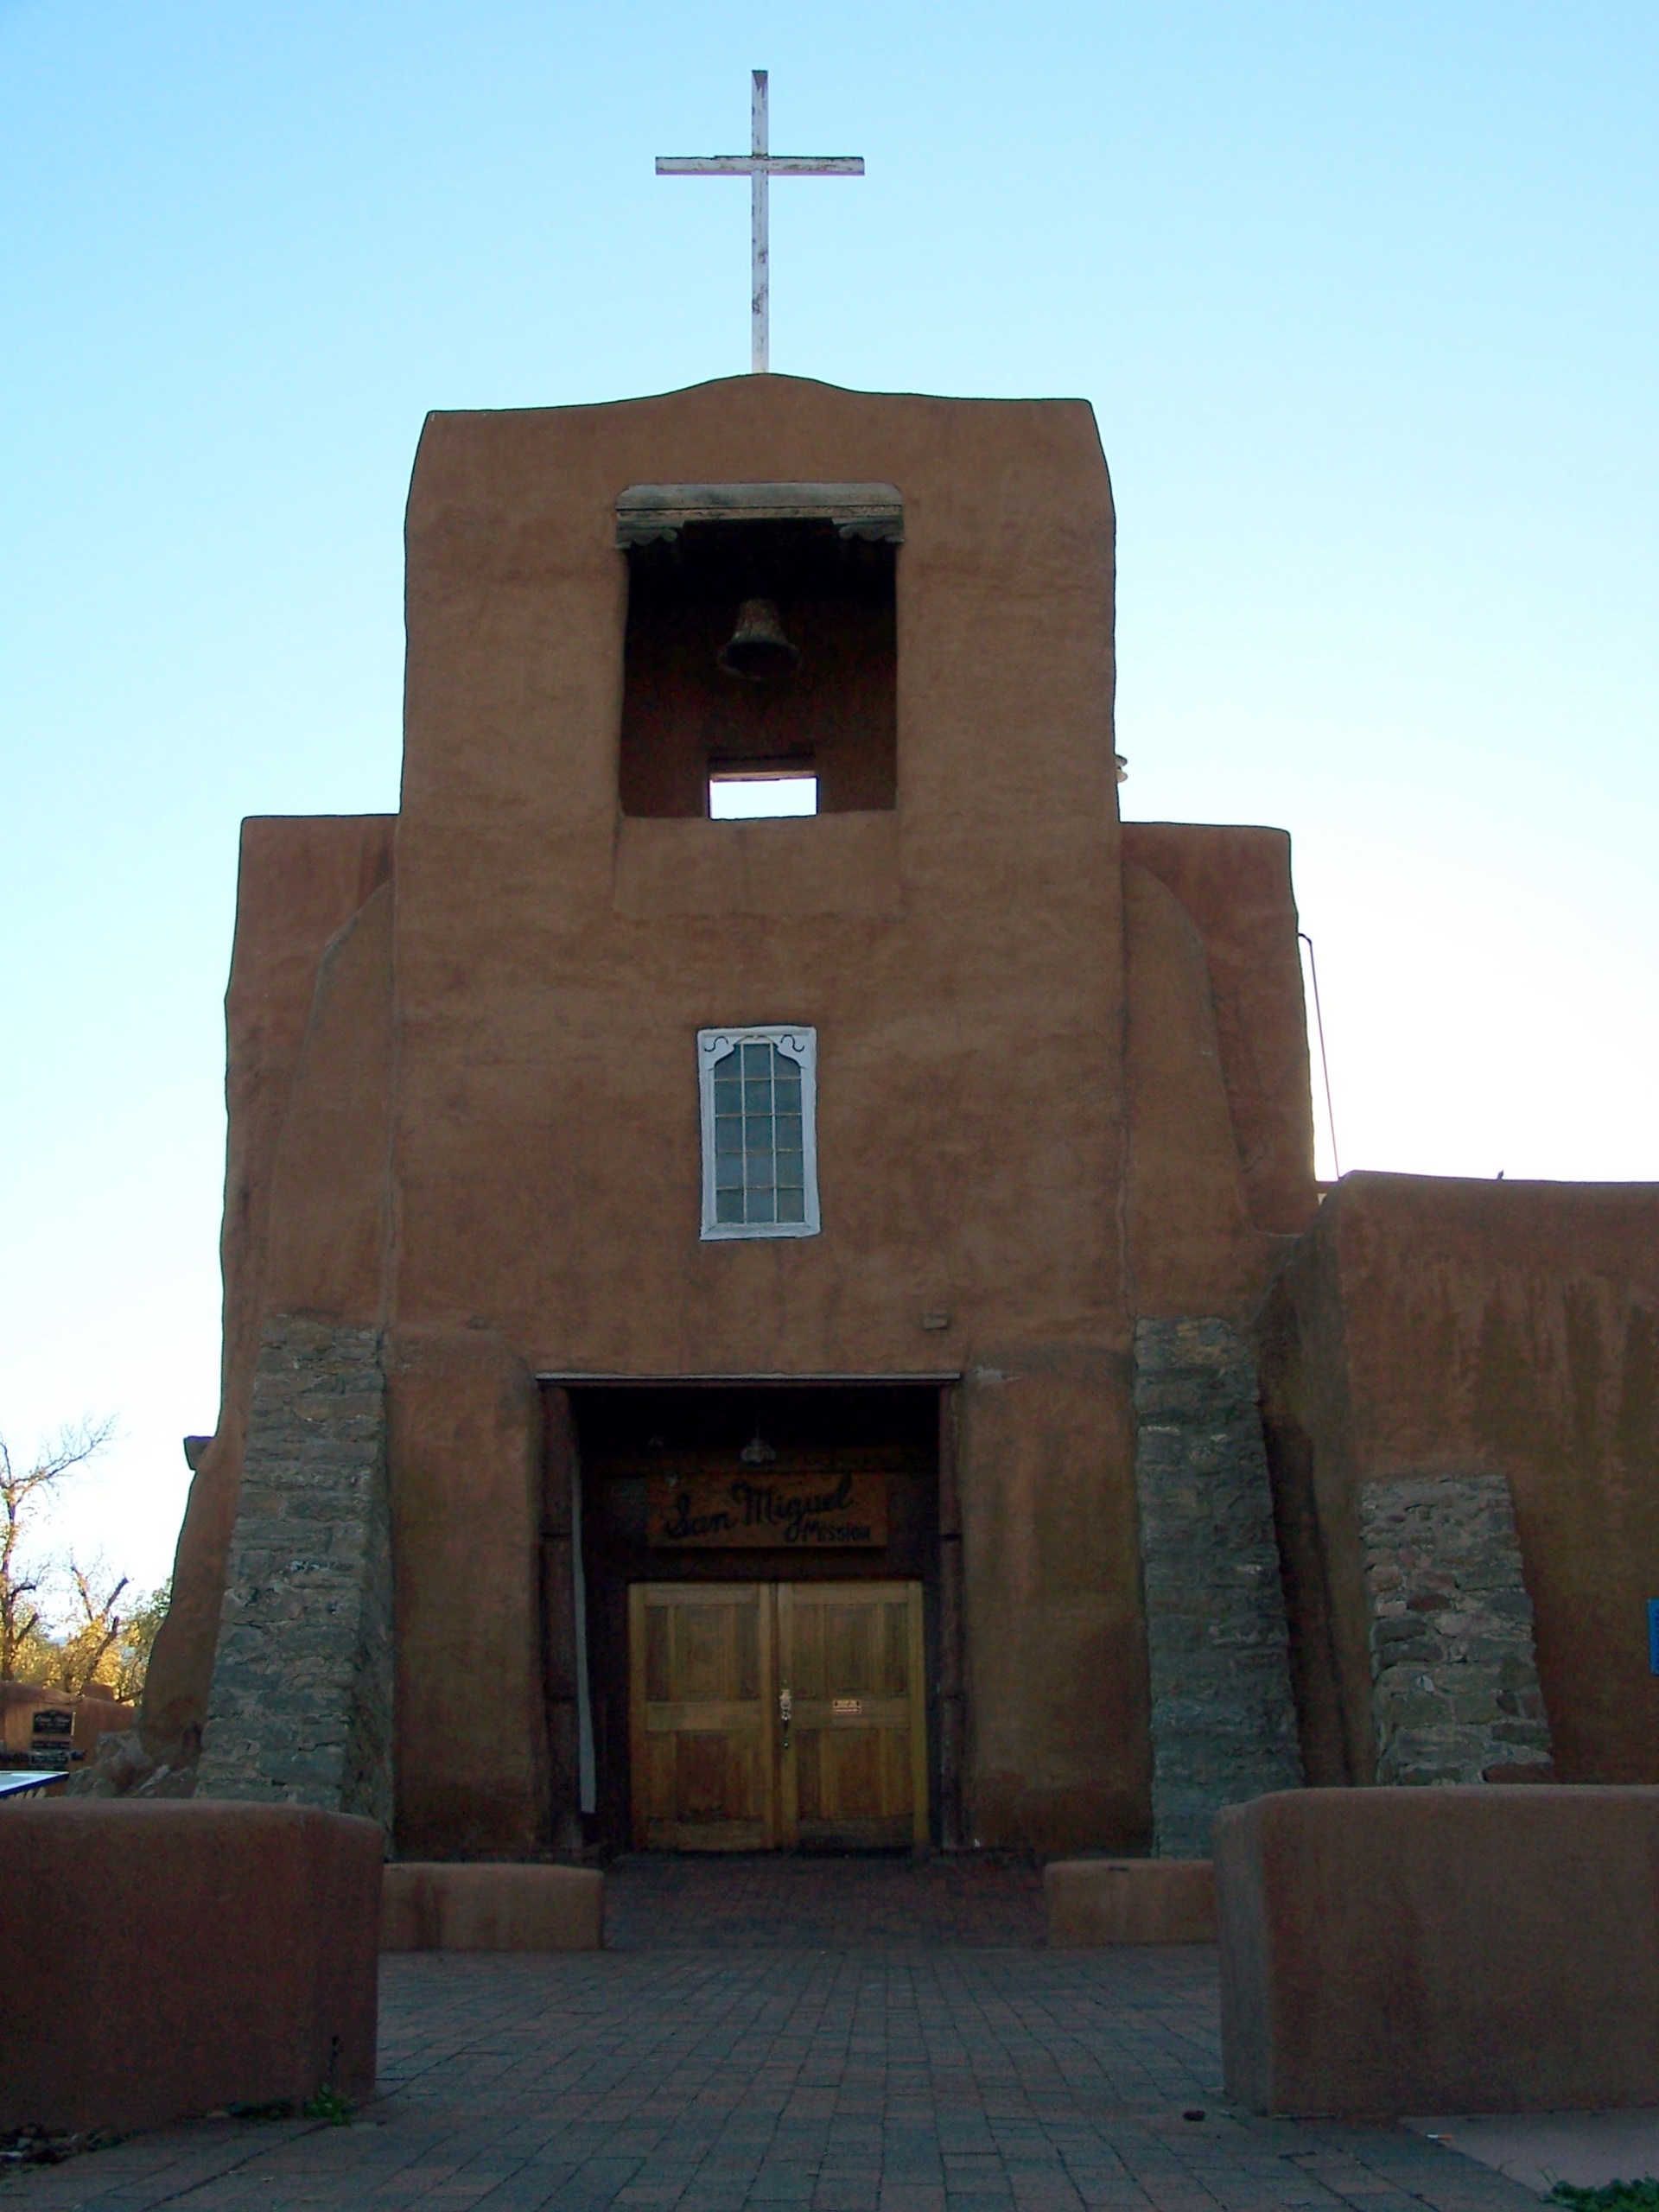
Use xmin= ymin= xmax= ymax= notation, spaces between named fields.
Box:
xmin=649 ymin=1470 xmax=887 ymax=1549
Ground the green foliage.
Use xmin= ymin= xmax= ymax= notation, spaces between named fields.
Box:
xmin=225 ymin=2084 xmax=353 ymax=2128
xmin=105 ymin=1580 xmax=171 ymax=1701
xmin=1550 ymin=2183 xmax=1659 ymax=2210
xmin=4 ymin=1623 xmax=59 ymax=1684
xmin=302 ymin=2088 xmax=354 ymax=2126
xmin=26 ymin=1578 xmax=170 ymax=1700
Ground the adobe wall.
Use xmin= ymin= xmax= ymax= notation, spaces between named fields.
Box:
xmin=141 ymin=817 xmax=395 ymax=1767
xmin=1122 ymin=861 xmax=1274 ymax=1321
xmin=393 ymin=374 xmax=1136 ymax=1851
xmin=157 ymin=378 xmax=1325 ymax=1856
xmin=1256 ymin=1173 xmax=1659 ymax=1785
xmin=0 ymin=1683 xmax=134 ymax=1759
xmin=1122 ymin=823 xmax=1317 ymax=1240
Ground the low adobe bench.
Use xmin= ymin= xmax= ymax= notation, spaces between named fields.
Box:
xmin=1045 ymin=1858 xmax=1217 ymax=1945
xmin=1217 ymin=1786 xmax=1659 ymax=2117
xmin=381 ymin=1861 xmax=603 ymax=1951
xmin=0 ymin=1801 xmax=382 ymax=2135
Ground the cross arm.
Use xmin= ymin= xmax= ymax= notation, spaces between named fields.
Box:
xmin=656 ymin=156 xmax=865 ymax=176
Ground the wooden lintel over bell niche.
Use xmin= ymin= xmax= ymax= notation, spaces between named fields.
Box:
xmin=648 ymin=1468 xmax=888 ymax=1550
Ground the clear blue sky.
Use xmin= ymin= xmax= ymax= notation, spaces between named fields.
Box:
xmin=3 ymin=0 xmax=1656 ymax=1596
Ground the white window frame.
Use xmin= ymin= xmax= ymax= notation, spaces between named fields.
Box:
xmin=697 ymin=1026 xmax=820 ymax=1241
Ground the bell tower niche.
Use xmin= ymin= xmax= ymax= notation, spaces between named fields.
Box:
xmin=616 ymin=482 xmax=899 ymax=818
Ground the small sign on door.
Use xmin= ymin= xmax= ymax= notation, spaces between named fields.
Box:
xmin=649 ymin=1469 xmax=887 ymax=1548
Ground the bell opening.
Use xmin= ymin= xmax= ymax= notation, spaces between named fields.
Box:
xmin=718 ymin=599 xmax=802 ymax=682
xmin=620 ymin=518 xmax=896 ymax=817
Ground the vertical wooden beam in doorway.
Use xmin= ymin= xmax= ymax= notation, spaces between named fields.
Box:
xmin=540 ymin=1386 xmax=583 ymax=1852
xmin=938 ymin=1385 xmax=967 ymax=1848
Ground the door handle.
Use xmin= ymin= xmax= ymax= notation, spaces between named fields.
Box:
xmin=779 ymin=1684 xmax=792 ymax=1753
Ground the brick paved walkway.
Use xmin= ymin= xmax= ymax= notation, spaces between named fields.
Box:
xmin=2 ymin=1856 xmax=1541 ymax=2212
xmin=604 ymin=1851 xmax=1049 ymax=1950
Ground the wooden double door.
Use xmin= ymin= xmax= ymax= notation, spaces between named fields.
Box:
xmin=628 ymin=1581 xmax=928 ymax=1851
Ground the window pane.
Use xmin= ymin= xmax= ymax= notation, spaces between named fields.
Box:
xmin=702 ymin=1030 xmax=814 ymax=1236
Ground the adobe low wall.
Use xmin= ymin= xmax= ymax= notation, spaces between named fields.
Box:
xmin=381 ymin=1861 xmax=603 ymax=1951
xmin=0 ymin=1802 xmax=382 ymax=2134
xmin=0 ymin=1681 xmax=135 ymax=1759
xmin=1046 ymin=1858 xmax=1217 ymax=1945
xmin=1217 ymin=1787 xmax=1659 ymax=2116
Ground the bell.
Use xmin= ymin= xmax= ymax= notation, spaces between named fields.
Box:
xmin=718 ymin=598 xmax=801 ymax=681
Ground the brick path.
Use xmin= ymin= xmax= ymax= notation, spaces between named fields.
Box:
xmin=2 ymin=1854 xmax=1541 ymax=2211
xmin=604 ymin=1851 xmax=1049 ymax=1950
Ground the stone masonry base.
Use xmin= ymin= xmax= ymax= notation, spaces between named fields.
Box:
xmin=1359 ymin=1474 xmax=1553 ymax=1784
xmin=1134 ymin=1318 xmax=1304 ymax=1857
xmin=196 ymin=1315 xmax=393 ymax=1826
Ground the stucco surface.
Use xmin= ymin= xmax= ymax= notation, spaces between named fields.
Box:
xmin=396 ymin=377 xmax=1123 ymax=1370
xmin=0 ymin=1802 xmax=380 ymax=2133
xmin=1122 ymin=861 xmax=1270 ymax=1319
xmin=381 ymin=1861 xmax=604 ymax=1951
xmin=958 ymin=1345 xmax=1147 ymax=1850
xmin=1122 ymin=823 xmax=1316 ymax=1238
xmin=387 ymin=1326 xmax=548 ymax=1857
xmin=165 ymin=377 xmax=1346 ymax=1859
xmin=264 ymin=881 xmax=394 ymax=1319
xmin=1217 ymin=1786 xmax=1659 ymax=2116
xmin=143 ymin=817 xmax=394 ymax=1764
xmin=1046 ymin=1857 xmax=1217 ymax=1946
xmin=1256 ymin=1173 xmax=1659 ymax=1785
xmin=394 ymin=376 xmax=1131 ymax=1851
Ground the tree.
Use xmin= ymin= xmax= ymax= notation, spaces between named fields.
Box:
xmin=0 ymin=1418 xmax=114 ymax=1679
xmin=49 ymin=1573 xmax=171 ymax=1702
xmin=48 ymin=1560 xmax=130 ymax=1695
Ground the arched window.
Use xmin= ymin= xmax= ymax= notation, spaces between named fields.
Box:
xmin=697 ymin=1027 xmax=820 ymax=1239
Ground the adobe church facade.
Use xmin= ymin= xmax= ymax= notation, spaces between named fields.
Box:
xmin=124 ymin=375 xmax=1659 ymax=1855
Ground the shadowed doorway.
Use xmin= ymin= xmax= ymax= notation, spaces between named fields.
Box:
xmin=546 ymin=1382 xmax=957 ymax=1855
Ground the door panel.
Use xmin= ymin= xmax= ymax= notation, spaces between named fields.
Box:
xmin=779 ymin=1582 xmax=928 ymax=1849
xmin=629 ymin=1583 xmax=776 ymax=1849
xmin=629 ymin=1580 xmax=927 ymax=1851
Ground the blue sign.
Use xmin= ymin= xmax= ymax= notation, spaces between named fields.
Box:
xmin=1648 ymin=1599 xmax=1659 ymax=1676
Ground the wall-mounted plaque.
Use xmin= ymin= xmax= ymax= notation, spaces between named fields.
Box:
xmin=649 ymin=1470 xmax=887 ymax=1549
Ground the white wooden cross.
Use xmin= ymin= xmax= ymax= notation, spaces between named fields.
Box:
xmin=657 ymin=71 xmax=864 ymax=374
